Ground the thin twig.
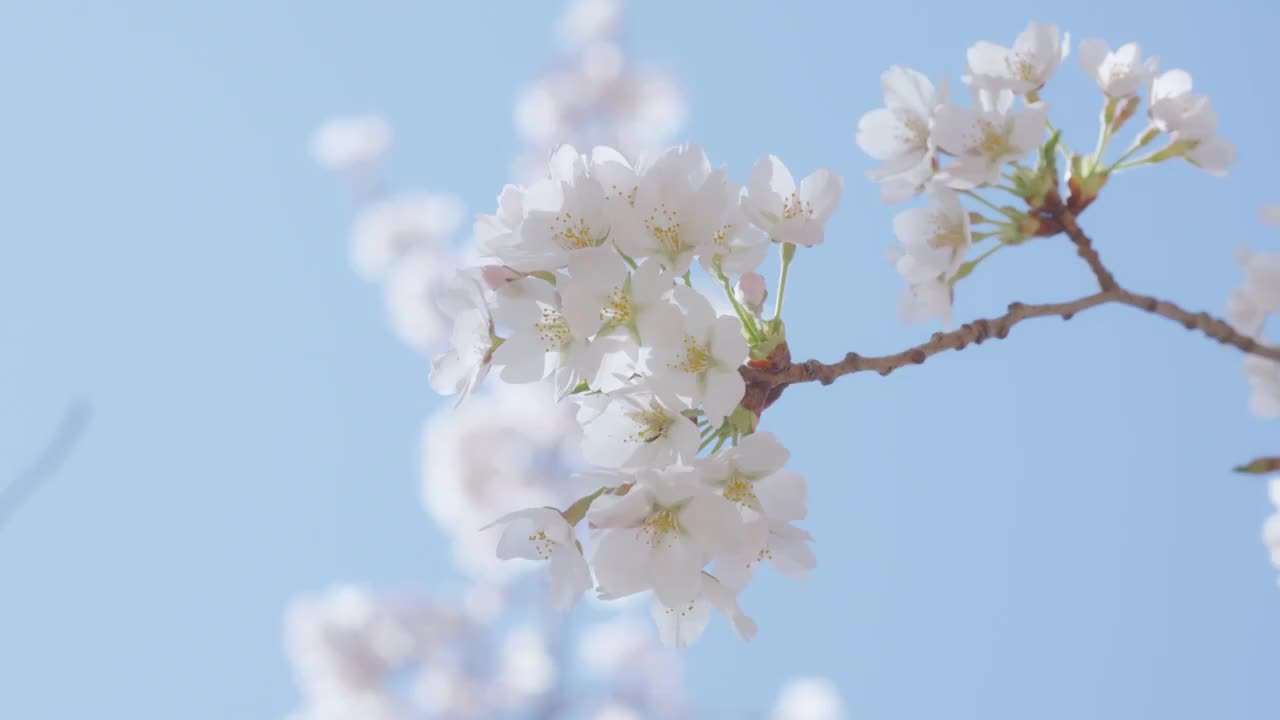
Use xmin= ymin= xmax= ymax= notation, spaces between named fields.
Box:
xmin=0 ymin=399 xmax=92 ymax=531
xmin=737 ymin=208 xmax=1278 ymax=413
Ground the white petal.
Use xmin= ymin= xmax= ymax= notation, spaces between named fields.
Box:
xmin=756 ymin=469 xmax=808 ymax=522
xmin=681 ymin=493 xmax=745 ymax=555
xmin=650 ymin=535 xmax=706 ymax=608
xmin=547 ymin=547 xmax=592 ymax=609
xmin=651 ymin=593 xmax=711 ymax=649
xmin=592 ymin=529 xmax=652 ymax=598
xmin=733 ymin=431 xmax=790 ymax=475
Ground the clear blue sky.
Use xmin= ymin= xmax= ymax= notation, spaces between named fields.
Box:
xmin=1 ymin=1 xmax=1278 ymax=718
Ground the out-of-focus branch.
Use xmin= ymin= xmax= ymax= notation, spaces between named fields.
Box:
xmin=0 ymin=399 xmax=92 ymax=530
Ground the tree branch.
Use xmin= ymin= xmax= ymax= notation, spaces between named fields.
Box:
xmin=1050 ymin=199 xmax=1119 ymax=292
xmin=738 ymin=207 xmax=1279 ymax=414
xmin=0 ymin=399 xmax=92 ymax=531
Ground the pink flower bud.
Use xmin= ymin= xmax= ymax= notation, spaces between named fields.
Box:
xmin=735 ymin=272 xmax=768 ymax=314
xmin=480 ymin=265 xmax=520 ymax=290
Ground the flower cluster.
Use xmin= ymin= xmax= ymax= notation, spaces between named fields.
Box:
xmin=432 ymin=141 xmax=840 ymax=645
xmin=514 ymin=0 xmax=684 ymax=182
xmin=284 ymin=584 xmax=693 ymax=720
xmin=858 ymin=22 xmax=1234 ymax=326
xmin=1265 ymin=479 xmax=1280 ymax=584
xmin=1229 ymin=207 xmax=1280 ymax=418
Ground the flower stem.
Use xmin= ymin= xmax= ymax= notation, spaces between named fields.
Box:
xmin=715 ymin=265 xmax=764 ymax=343
xmin=772 ymin=242 xmax=796 ymax=321
xmin=699 ymin=426 xmax=725 ymax=451
xmin=961 ymin=190 xmax=1020 ymax=219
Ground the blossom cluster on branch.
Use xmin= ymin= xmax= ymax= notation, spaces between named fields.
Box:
xmin=433 ymin=139 xmax=839 ymax=645
xmin=301 ymin=1 xmax=849 ymax=716
xmin=425 ymin=18 xmax=1280 ymax=646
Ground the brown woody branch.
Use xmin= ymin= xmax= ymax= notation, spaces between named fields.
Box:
xmin=738 ymin=196 xmax=1279 ymax=415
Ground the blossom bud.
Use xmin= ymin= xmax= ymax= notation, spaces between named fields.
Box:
xmin=735 ymin=272 xmax=768 ymax=314
xmin=1113 ymin=96 xmax=1141 ymax=131
xmin=481 ymin=264 xmax=520 ymax=290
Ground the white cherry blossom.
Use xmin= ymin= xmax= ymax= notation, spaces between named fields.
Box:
xmin=475 ymin=184 xmax=526 ymax=262
xmin=857 ymin=66 xmax=947 ymax=203
xmin=694 ymin=432 xmax=814 ymax=587
xmin=896 ymin=276 xmax=954 ymax=327
xmin=559 ymin=248 xmax=678 ymax=347
xmin=1185 ymin=136 xmax=1236 ymax=177
xmin=486 ymin=507 xmax=592 ymax=609
xmin=499 ymin=147 xmax=613 ymax=272
xmin=695 ymin=432 xmax=801 ymax=520
xmin=743 ymin=155 xmax=843 ymax=247
xmin=579 ymin=386 xmax=700 ymax=469
xmin=934 ymin=90 xmax=1048 ymax=188
xmin=726 ymin=518 xmax=817 ymax=585
xmin=1077 ymin=39 xmax=1159 ymax=99
xmin=588 ymin=468 xmax=744 ymax=607
xmin=650 ymin=572 xmax=757 ymax=648
xmin=608 ymin=143 xmax=739 ymax=274
xmin=891 ymin=185 xmax=972 ymax=284
xmin=650 ymin=286 xmax=748 ymax=425
xmin=693 ymin=176 xmax=769 ymax=277
xmin=1261 ymin=203 xmax=1280 ymax=226
xmin=963 ymin=22 xmax=1069 ymax=94
xmin=491 ymin=275 xmax=599 ymax=390
xmin=429 ymin=273 xmax=499 ymax=405
xmin=1146 ymin=70 xmax=1235 ymax=176
xmin=1148 ymin=70 xmax=1213 ymax=137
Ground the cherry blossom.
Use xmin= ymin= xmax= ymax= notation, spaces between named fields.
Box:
xmin=609 ymin=143 xmax=746 ymax=274
xmin=650 ymin=286 xmax=749 ymax=425
xmin=743 ymin=155 xmax=843 ymax=247
xmin=1146 ymin=69 xmax=1235 ymax=176
xmin=490 ymin=275 xmax=599 ymax=390
xmin=896 ymin=275 xmax=954 ymax=327
xmin=963 ymin=21 xmax=1069 ymax=95
xmin=1077 ymin=39 xmax=1159 ymax=99
xmin=475 ymin=184 xmax=526 ymax=262
xmin=891 ymin=185 xmax=972 ymax=284
xmin=589 ymin=468 xmax=744 ymax=607
xmin=579 ymin=386 xmax=701 ymax=469
xmin=428 ymin=273 xmax=499 ymax=405
xmin=857 ymin=65 xmax=947 ymax=203
xmin=486 ymin=507 xmax=593 ymax=609
xmin=650 ymin=571 xmax=757 ymax=648
xmin=499 ymin=148 xmax=615 ymax=272
xmin=933 ymin=89 xmax=1048 ymax=188
xmin=559 ymin=248 xmax=679 ymax=346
